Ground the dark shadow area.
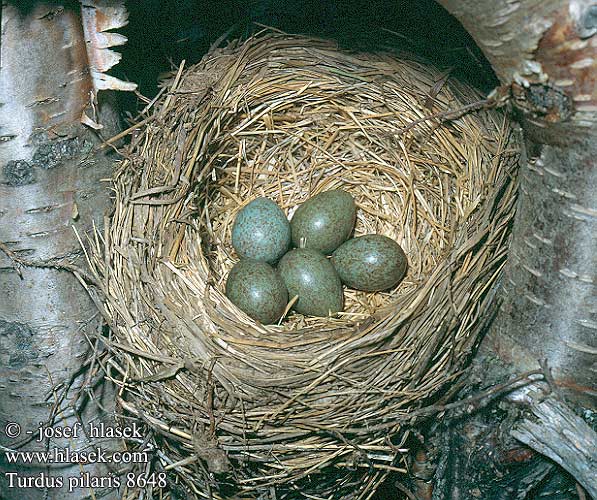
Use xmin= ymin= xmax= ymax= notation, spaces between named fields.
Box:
xmin=113 ymin=0 xmax=498 ymax=116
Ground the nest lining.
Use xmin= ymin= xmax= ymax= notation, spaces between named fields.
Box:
xmin=88 ymin=33 xmax=520 ymax=498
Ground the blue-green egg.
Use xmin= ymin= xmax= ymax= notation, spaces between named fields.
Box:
xmin=277 ymin=248 xmax=343 ymax=317
xmin=290 ymin=190 xmax=356 ymax=255
xmin=225 ymin=260 xmax=288 ymax=324
xmin=331 ymin=235 xmax=408 ymax=291
xmin=231 ymin=197 xmax=291 ymax=263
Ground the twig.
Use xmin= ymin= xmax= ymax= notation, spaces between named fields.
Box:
xmin=397 ymin=99 xmax=490 ymax=135
xmin=394 ymin=481 xmax=418 ymax=500
xmin=340 ymin=369 xmax=544 ymax=434
xmin=207 ymin=359 xmax=217 ymax=437
xmin=406 ymin=369 xmax=544 ymax=419
xmin=95 ymin=115 xmax=154 ymax=150
xmin=0 ymin=241 xmax=98 ymax=285
xmin=330 ymin=430 xmax=374 ymax=469
xmin=424 ymin=67 xmax=453 ymax=110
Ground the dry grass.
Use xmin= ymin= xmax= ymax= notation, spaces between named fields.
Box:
xmin=86 ymin=33 xmax=520 ymax=499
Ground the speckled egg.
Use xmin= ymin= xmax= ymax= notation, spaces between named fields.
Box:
xmin=277 ymin=248 xmax=343 ymax=317
xmin=290 ymin=190 xmax=356 ymax=255
xmin=331 ymin=235 xmax=408 ymax=291
xmin=232 ymin=197 xmax=291 ymax=264
xmin=225 ymin=260 xmax=288 ymax=324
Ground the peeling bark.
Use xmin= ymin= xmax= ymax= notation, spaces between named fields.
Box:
xmin=436 ymin=0 xmax=561 ymax=84
xmin=0 ymin=3 xmax=92 ymax=162
xmin=511 ymin=395 xmax=597 ymax=499
xmin=0 ymin=3 xmax=121 ymax=499
xmin=535 ymin=2 xmax=597 ymax=127
xmin=431 ymin=0 xmax=596 ymax=496
xmin=437 ymin=0 xmax=597 ymax=402
xmin=419 ymin=351 xmax=595 ymax=500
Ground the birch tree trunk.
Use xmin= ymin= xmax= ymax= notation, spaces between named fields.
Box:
xmin=436 ymin=0 xmax=597 ymax=401
xmin=425 ymin=1 xmax=597 ymax=497
xmin=0 ymin=3 xmax=121 ymax=499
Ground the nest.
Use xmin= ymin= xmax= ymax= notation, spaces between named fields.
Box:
xmin=88 ymin=33 xmax=520 ymax=498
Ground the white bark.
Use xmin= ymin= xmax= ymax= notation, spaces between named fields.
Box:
xmin=437 ymin=0 xmax=597 ymax=398
xmin=0 ymin=3 xmax=121 ymax=499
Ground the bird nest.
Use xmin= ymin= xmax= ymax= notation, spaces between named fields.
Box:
xmin=87 ymin=33 xmax=520 ymax=499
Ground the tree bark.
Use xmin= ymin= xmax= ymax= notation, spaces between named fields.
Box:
xmin=437 ymin=0 xmax=597 ymax=401
xmin=0 ymin=3 xmax=120 ymax=499
xmin=511 ymin=395 xmax=597 ymax=499
xmin=418 ymin=352 xmax=593 ymax=500
xmin=430 ymin=0 xmax=596 ymax=497
xmin=494 ymin=129 xmax=597 ymax=396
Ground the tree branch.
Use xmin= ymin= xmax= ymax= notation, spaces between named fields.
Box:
xmin=511 ymin=395 xmax=597 ymax=499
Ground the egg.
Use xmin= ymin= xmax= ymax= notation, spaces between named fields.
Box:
xmin=225 ymin=260 xmax=288 ymax=324
xmin=277 ymin=248 xmax=343 ymax=317
xmin=290 ymin=189 xmax=356 ymax=255
xmin=331 ymin=235 xmax=408 ymax=291
xmin=232 ymin=197 xmax=291 ymax=263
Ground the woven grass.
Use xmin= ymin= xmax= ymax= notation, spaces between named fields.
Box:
xmin=87 ymin=33 xmax=520 ymax=499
